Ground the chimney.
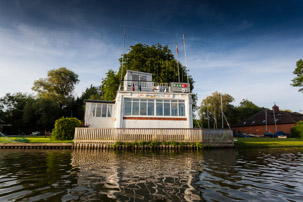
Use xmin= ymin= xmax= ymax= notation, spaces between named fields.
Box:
xmin=272 ymin=103 xmax=279 ymax=113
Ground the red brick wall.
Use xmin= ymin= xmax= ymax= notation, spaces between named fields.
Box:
xmin=232 ymin=124 xmax=295 ymax=135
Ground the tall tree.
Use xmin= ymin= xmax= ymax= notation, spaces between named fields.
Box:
xmin=0 ymin=93 xmax=33 ymax=134
xmin=237 ymin=99 xmax=263 ymax=121
xmin=101 ymin=70 xmax=120 ymax=101
xmin=199 ymin=92 xmax=234 ymax=129
xmin=101 ymin=43 xmax=196 ymax=108
xmin=291 ymin=59 xmax=303 ymax=93
xmin=32 ymin=67 xmax=79 ymax=109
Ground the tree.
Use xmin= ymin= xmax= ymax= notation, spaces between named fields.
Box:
xmin=291 ymin=59 xmax=303 ymax=93
xmin=32 ymin=67 xmax=79 ymax=109
xmin=101 ymin=43 xmax=196 ymax=108
xmin=23 ymin=98 xmax=61 ymax=131
xmin=199 ymin=92 xmax=234 ymax=129
xmin=81 ymin=85 xmax=103 ymax=100
xmin=237 ymin=99 xmax=263 ymax=121
xmin=101 ymin=70 xmax=120 ymax=101
xmin=0 ymin=93 xmax=33 ymax=134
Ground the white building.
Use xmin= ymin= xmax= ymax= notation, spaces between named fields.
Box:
xmin=84 ymin=70 xmax=193 ymax=128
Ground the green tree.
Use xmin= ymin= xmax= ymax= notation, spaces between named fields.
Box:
xmin=199 ymin=92 xmax=234 ymax=129
xmin=32 ymin=67 xmax=79 ymax=109
xmin=23 ymin=98 xmax=61 ymax=131
xmin=237 ymin=99 xmax=263 ymax=121
xmin=101 ymin=69 xmax=120 ymax=100
xmin=0 ymin=93 xmax=33 ymax=134
xmin=81 ymin=84 xmax=103 ymax=100
xmin=291 ymin=59 xmax=303 ymax=93
xmin=101 ymin=43 xmax=196 ymax=108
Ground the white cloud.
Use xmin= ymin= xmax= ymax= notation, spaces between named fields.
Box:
xmin=0 ymin=24 xmax=122 ymax=98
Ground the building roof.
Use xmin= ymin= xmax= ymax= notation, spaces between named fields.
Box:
xmin=232 ymin=109 xmax=303 ymax=127
xmin=84 ymin=100 xmax=115 ymax=104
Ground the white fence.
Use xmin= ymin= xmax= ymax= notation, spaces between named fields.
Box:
xmin=74 ymin=128 xmax=234 ymax=147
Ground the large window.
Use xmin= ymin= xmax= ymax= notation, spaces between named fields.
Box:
xmin=124 ymin=98 xmax=186 ymax=117
xmin=90 ymin=103 xmax=112 ymax=118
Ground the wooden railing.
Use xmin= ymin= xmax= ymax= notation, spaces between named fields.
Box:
xmin=74 ymin=128 xmax=234 ymax=147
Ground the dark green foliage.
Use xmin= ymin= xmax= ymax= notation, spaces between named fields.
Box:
xmin=23 ymin=98 xmax=61 ymax=131
xmin=291 ymin=59 xmax=303 ymax=93
xmin=52 ymin=117 xmax=82 ymax=140
xmin=149 ymin=140 xmax=158 ymax=147
xmin=291 ymin=121 xmax=303 ymax=138
xmin=101 ymin=43 xmax=197 ymax=108
xmin=0 ymin=93 xmax=33 ymax=134
xmin=196 ymin=142 xmax=203 ymax=149
xmin=101 ymin=69 xmax=120 ymax=101
xmin=81 ymin=84 xmax=103 ymax=100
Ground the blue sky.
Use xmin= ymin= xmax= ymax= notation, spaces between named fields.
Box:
xmin=0 ymin=0 xmax=303 ymax=112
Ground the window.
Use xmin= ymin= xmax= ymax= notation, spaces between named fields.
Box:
xmin=179 ymin=101 xmax=185 ymax=116
xmin=148 ymin=99 xmax=154 ymax=115
xmin=102 ymin=104 xmax=107 ymax=117
xmin=124 ymin=98 xmax=132 ymax=115
xmin=140 ymin=99 xmax=147 ymax=115
xmin=91 ymin=103 xmax=96 ymax=116
xmin=132 ymin=99 xmax=139 ymax=115
xmin=107 ymin=105 xmax=112 ymax=117
xmin=171 ymin=100 xmax=178 ymax=116
xmin=124 ymin=98 xmax=186 ymax=117
xmin=90 ymin=103 xmax=112 ymax=118
xmin=164 ymin=100 xmax=170 ymax=116
xmin=96 ymin=104 xmax=102 ymax=117
xmin=156 ymin=100 xmax=163 ymax=116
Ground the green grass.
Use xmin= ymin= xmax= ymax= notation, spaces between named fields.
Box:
xmin=0 ymin=136 xmax=73 ymax=143
xmin=234 ymin=137 xmax=303 ymax=148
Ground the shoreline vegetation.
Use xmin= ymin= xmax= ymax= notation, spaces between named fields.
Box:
xmin=1 ymin=136 xmax=303 ymax=148
xmin=234 ymin=138 xmax=303 ymax=148
xmin=0 ymin=136 xmax=73 ymax=143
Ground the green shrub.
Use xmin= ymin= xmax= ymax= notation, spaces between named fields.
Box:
xmin=52 ymin=117 xmax=82 ymax=140
xmin=149 ymin=140 xmax=158 ymax=147
xmin=291 ymin=122 xmax=303 ymax=138
xmin=196 ymin=142 xmax=203 ymax=149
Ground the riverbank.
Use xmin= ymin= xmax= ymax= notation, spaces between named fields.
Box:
xmin=0 ymin=136 xmax=73 ymax=143
xmin=234 ymin=138 xmax=303 ymax=148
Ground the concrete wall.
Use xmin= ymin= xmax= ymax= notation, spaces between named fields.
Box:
xmin=233 ymin=124 xmax=295 ymax=135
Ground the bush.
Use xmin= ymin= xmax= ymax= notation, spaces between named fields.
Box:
xmin=291 ymin=121 xmax=303 ymax=138
xmin=52 ymin=117 xmax=82 ymax=140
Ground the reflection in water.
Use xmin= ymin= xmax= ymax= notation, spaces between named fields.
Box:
xmin=71 ymin=150 xmax=203 ymax=201
xmin=0 ymin=148 xmax=303 ymax=201
xmin=200 ymin=148 xmax=303 ymax=201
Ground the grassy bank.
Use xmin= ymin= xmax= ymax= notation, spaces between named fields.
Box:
xmin=234 ymin=138 xmax=303 ymax=148
xmin=0 ymin=136 xmax=73 ymax=143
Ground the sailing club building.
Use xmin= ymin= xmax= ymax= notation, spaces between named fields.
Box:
xmin=84 ymin=70 xmax=193 ymax=129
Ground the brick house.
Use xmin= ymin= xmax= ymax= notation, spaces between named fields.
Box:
xmin=232 ymin=105 xmax=303 ymax=135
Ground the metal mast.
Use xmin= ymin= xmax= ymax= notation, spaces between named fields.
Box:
xmin=183 ymin=34 xmax=189 ymax=83
xmin=121 ymin=28 xmax=126 ymax=81
xmin=221 ymin=94 xmax=224 ymax=129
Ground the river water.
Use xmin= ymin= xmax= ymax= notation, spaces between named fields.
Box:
xmin=0 ymin=148 xmax=302 ymax=201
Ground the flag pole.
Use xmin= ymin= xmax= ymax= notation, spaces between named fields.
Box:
xmin=121 ymin=28 xmax=126 ymax=81
xmin=176 ymin=43 xmax=180 ymax=82
xmin=183 ymin=34 xmax=189 ymax=83
xmin=221 ymin=94 xmax=224 ymax=129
